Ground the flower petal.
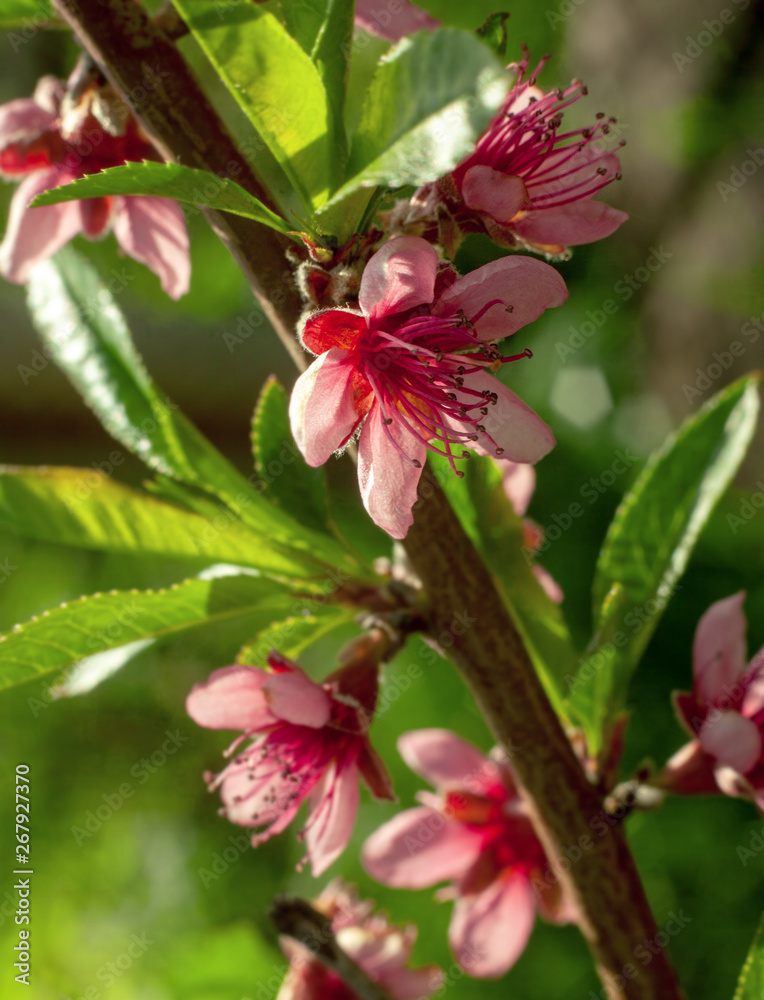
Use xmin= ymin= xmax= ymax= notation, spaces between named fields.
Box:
xmin=501 ymin=461 xmax=535 ymax=516
xmin=289 ymin=347 xmax=361 ymax=466
xmin=262 ymin=669 xmax=331 ymax=728
xmin=532 ymin=564 xmax=563 ymax=604
xmin=186 ymin=665 xmax=275 ymax=731
xmin=0 ymin=167 xmax=83 ymax=283
xmin=112 ymin=195 xmax=190 ymax=299
xmin=306 ymin=759 xmax=360 ymax=876
xmin=300 ymin=307 xmax=366 ymax=355
xmin=461 ymin=166 xmax=528 ymax=223
xmin=512 ymin=201 xmax=629 ymax=249
xmin=693 ymin=592 xmax=748 ymax=705
xmin=0 ymin=98 xmax=57 ymax=175
xmin=358 ymin=236 xmax=439 ymax=324
xmin=433 ymin=254 xmax=568 ymax=342
xmin=448 ymin=872 xmax=536 ymax=978
xmin=362 ymin=806 xmax=482 ymax=888
xmin=381 ymin=966 xmax=445 ymax=1000
xmin=354 ymin=0 xmax=440 ymax=40
xmin=653 ymin=739 xmax=721 ymax=796
xmin=357 ymin=405 xmax=426 ymax=539
xmin=699 ymin=710 xmax=761 ymax=774
xmin=397 ymin=729 xmax=495 ymax=792
xmin=450 ymin=372 xmax=555 ymax=464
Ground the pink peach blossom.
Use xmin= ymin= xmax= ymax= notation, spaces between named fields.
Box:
xmin=0 ymin=75 xmax=189 ymax=298
xmin=354 ymin=0 xmax=440 ymax=41
xmin=277 ymin=880 xmax=444 ymax=1000
xmin=186 ymin=652 xmax=393 ymax=876
xmin=422 ymin=50 xmax=627 ymax=256
xmin=656 ymin=592 xmax=764 ymax=810
xmin=362 ymin=729 xmax=576 ymax=978
xmin=501 ymin=461 xmax=563 ymax=604
xmin=289 ymin=235 xmax=566 ymax=538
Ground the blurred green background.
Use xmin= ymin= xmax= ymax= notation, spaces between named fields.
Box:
xmin=1 ymin=0 xmax=764 ymax=998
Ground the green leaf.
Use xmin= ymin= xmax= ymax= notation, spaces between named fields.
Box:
xmin=310 ymin=0 xmax=355 ymax=175
xmin=0 ymin=0 xmax=57 ymax=29
xmin=26 ymin=247 xmax=367 ymax=580
xmin=172 ymin=0 xmax=335 ymax=208
xmin=427 ymin=451 xmax=578 ymax=724
xmin=278 ymin=0 xmax=330 ymax=53
xmin=734 ymin=911 xmax=764 ymax=1000
xmin=252 ymin=377 xmax=330 ymax=534
xmin=318 ymin=29 xmax=507 ymax=234
xmin=237 ymin=604 xmax=357 ymax=664
xmin=572 ymin=375 xmax=761 ymax=752
xmin=0 ymin=573 xmax=302 ymax=693
xmin=31 ymin=162 xmax=292 ymax=235
xmin=475 ymin=11 xmax=509 ymax=60
xmin=0 ymin=467 xmax=330 ymax=579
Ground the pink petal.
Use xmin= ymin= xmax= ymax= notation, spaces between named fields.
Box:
xmin=358 ymin=236 xmax=439 ymax=324
xmin=699 ymin=710 xmax=761 ymax=774
xmin=714 ymin=764 xmax=753 ymax=799
xmin=511 ymin=201 xmax=629 ymax=249
xmin=220 ymin=756 xmax=308 ymax=831
xmin=0 ymin=167 xmax=83 ymax=282
xmin=461 ymin=166 xmax=527 ymax=223
xmin=501 ymin=461 xmax=535 ymax=516
xmin=397 ymin=729 xmax=494 ymax=792
xmin=262 ymin=669 xmax=331 ymax=728
xmin=534 ymin=876 xmax=579 ymax=926
xmin=306 ymin=759 xmax=359 ymax=876
xmin=300 ymin=307 xmax=366 ymax=355
xmin=289 ymin=347 xmax=360 ymax=466
xmin=654 ymin=739 xmax=721 ymax=796
xmin=357 ymin=404 xmax=426 ymax=539
xmin=672 ymin=690 xmax=702 ymax=736
xmin=381 ymin=966 xmax=445 ymax=1000
xmin=362 ymin=806 xmax=482 ymax=888
xmin=742 ymin=649 xmax=764 ymax=717
xmin=433 ymin=254 xmax=568 ymax=342
xmin=693 ymin=592 xmax=748 ymax=704
xmin=532 ymin=564 xmax=563 ymax=604
xmin=32 ymin=76 xmax=64 ymax=115
xmin=449 ymin=872 xmax=536 ymax=978
xmin=0 ymin=97 xmax=55 ymax=148
xmin=354 ymin=0 xmax=440 ymax=40
xmin=186 ymin=665 xmax=275 ymax=731
xmin=450 ymin=372 xmax=556 ymax=464
xmin=112 ymin=195 xmax=190 ymax=299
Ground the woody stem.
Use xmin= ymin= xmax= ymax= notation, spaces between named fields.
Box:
xmin=51 ymin=1 xmax=684 ymax=998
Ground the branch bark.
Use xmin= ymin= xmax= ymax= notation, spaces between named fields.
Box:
xmin=49 ymin=2 xmax=685 ymax=997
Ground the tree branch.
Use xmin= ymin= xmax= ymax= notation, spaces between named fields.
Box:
xmin=403 ymin=473 xmax=685 ymax=1000
xmin=49 ymin=1 xmax=684 ymax=997
xmin=51 ymin=0 xmax=306 ymax=369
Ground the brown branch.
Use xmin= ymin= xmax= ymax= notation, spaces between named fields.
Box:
xmin=269 ymin=896 xmax=393 ymax=1000
xmin=51 ymin=0 xmax=306 ymax=369
xmin=403 ymin=473 xmax=685 ymax=1000
xmin=48 ymin=2 xmax=685 ymax=997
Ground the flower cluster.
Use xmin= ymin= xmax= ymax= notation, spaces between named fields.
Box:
xmin=289 ymin=234 xmax=566 ymax=537
xmin=0 ymin=72 xmax=189 ymax=297
xmin=362 ymin=729 xmax=576 ymax=978
xmin=186 ymin=651 xmax=393 ymax=876
xmin=656 ymin=593 xmax=764 ymax=810
xmin=276 ymin=879 xmax=444 ymax=1000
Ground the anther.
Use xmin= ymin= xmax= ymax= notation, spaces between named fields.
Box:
xmin=505 ymin=304 xmax=514 ymax=313
xmin=495 ymin=447 xmax=505 ymax=455
xmin=412 ymin=459 xmax=422 ymax=468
